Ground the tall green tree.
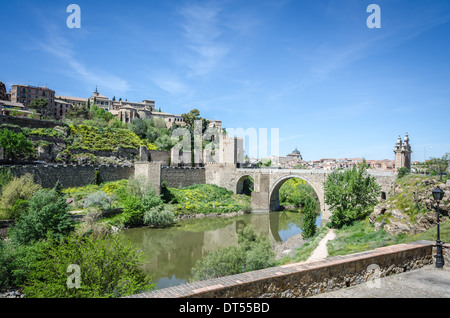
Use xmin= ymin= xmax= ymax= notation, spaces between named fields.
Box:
xmin=0 ymin=129 xmax=35 ymax=161
xmin=300 ymin=196 xmax=318 ymax=239
xmin=426 ymin=153 xmax=449 ymax=179
xmin=28 ymin=98 xmax=49 ymax=118
xmin=324 ymin=165 xmax=381 ymax=228
xmin=10 ymin=189 xmax=74 ymax=245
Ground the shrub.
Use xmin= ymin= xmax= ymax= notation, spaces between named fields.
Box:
xmin=0 ymin=128 xmax=35 ymax=160
xmin=84 ymin=191 xmax=112 ymax=210
xmin=168 ymin=184 xmax=248 ymax=215
xmin=0 ymin=240 xmax=48 ymax=291
xmin=190 ymin=225 xmax=275 ymax=282
xmin=279 ymin=178 xmax=318 ymax=207
xmin=143 ymin=206 xmax=175 ymax=227
xmin=300 ymin=197 xmax=318 ymax=239
xmin=324 ymin=165 xmax=380 ymax=228
xmin=21 ymin=233 xmax=155 ymax=298
xmin=191 ymin=246 xmax=245 ymax=282
xmin=10 ymin=189 xmax=74 ymax=245
xmin=0 ymin=174 xmax=42 ymax=220
xmin=121 ymin=190 xmax=164 ymax=227
xmin=397 ymin=167 xmax=410 ymax=179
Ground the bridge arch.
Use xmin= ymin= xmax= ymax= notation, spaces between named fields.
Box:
xmin=236 ymin=174 xmax=255 ymax=195
xmin=268 ymin=174 xmax=324 ymax=216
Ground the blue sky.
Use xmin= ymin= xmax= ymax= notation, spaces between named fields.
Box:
xmin=1 ymin=0 xmax=450 ymax=161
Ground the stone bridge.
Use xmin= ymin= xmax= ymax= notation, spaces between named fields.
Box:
xmin=205 ymin=164 xmax=395 ymax=220
xmin=135 ymin=163 xmax=396 ymax=221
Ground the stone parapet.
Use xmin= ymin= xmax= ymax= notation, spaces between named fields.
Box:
xmin=126 ymin=241 xmax=435 ymax=298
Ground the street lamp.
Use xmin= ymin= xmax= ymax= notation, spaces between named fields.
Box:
xmin=432 ymin=186 xmax=445 ymax=268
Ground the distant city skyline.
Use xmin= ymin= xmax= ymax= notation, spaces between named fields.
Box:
xmin=1 ymin=0 xmax=449 ymax=161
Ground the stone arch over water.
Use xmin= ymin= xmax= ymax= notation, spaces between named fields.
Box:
xmin=268 ymin=174 xmax=324 ymax=216
xmin=236 ymin=174 xmax=255 ymax=195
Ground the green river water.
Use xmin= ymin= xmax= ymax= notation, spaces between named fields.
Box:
xmin=120 ymin=211 xmax=321 ymax=289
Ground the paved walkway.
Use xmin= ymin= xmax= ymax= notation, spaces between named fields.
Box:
xmin=310 ymin=265 xmax=450 ymax=298
xmin=306 ymin=229 xmax=336 ymax=262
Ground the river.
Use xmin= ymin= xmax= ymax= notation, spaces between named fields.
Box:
xmin=120 ymin=211 xmax=321 ymax=289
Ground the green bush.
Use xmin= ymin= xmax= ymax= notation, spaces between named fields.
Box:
xmin=279 ymin=178 xmax=318 ymax=207
xmin=21 ymin=233 xmax=156 ymax=298
xmin=143 ymin=206 xmax=175 ymax=227
xmin=190 ymin=225 xmax=275 ymax=282
xmin=168 ymin=184 xmax=249 ymax=215
xmin=120 ymin=190 xmax=164 ymax=227
xmin=191 ymin=246 xmax=245 ymax=282
xmin=10 ymin=189 xmax=74 ymax=245
xmin=0 ymin=240 xmax=48 ymax=291
xmin=84 ymin=191 xmax=112 ymax=210
xmin=0 ymin=128 xmax=35 ymax=160
xmin=324 ymin=165 xmax=380 ymax=228
xmin=300 ymin=197 xmax=318 ymax=239
xmin=0 ymin=174 xmax=42 ymax=220
xmin=397 ymin=167 xmax=410 ymax=179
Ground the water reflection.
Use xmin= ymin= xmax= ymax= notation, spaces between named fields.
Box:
xmin=121 ymin=211 xmax=320 ymax=289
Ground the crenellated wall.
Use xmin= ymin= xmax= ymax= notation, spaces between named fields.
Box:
xmin=3 ymin=164 xmax=134 ymax=189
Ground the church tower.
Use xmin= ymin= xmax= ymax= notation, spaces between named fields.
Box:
xmin=394 ymin=132 xmax=412 ymax=171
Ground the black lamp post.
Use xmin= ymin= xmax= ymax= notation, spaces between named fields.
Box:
xmin=432 ymin=186 xmax=445 ymax=268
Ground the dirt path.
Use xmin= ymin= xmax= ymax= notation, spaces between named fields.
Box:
xmin=306 ymin=229 xmax=336 ymax=262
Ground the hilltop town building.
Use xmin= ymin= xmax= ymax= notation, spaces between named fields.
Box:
xmin=10 ymin=84 xmax=55 ymax=110
xmin=394 ymin=132 xmax=412 ymax=171
xmin=0 ymin=82 xmax=7 ymax=101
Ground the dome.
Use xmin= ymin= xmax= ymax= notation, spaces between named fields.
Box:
xmin=290 ymin=148 xmax=301 ymax=155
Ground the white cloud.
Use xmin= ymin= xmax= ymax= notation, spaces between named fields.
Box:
xmin=35 ymin=24 xmax=130 ymax=96
xmin=153 ymin=74 xmax=191 ymax=95
xmin=177 ymin=2 xmax=230 ymax=76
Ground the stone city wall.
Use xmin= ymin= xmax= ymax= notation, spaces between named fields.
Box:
xmin=134 ymin=162 xmax=206 ymax=194
xmin=3 ymin=164 xmax=134 ymax=189
xmin=0 ymin=115 xmax=68 ymax=129
xmin=161 ymin=166 xmax=206 ymax=189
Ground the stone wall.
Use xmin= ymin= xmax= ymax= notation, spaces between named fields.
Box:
xmin=161 ymin=166 xmax=206 ymax=189
xmin=134 ymin=162 xmax=206 ymax=193
xmin=4 ymin=164 xmax=134 ymax=189
xmin=149 ymin=150 xmax=169 ymax=165
xmin=0 ymin=115 xmax=67 ymax=129
xmin=127 ymin=240 xmax=436 ymax=298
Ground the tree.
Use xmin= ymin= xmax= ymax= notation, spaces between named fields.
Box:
xmin=22 ymin=233 xmax=155 ymax=298
xmin=324 ymin=165 xmax=381 ymax=228
xmin=181 ymin=109 xmax=201 ymax=129
xmin=397 ymin=167 xmax=410 ymax=179
xmin=10 ymin=189 xmax=74 ymax=245
xmin=28 ymin=98 xmax=49 ymax=117
xmin=0 ymin=173 xmax=42 ymax=219
xmin=0 ymin=128 xmax=35 ymax=161
xmin=426 ymin=153 xmax=449 ymax=179
xmin=300 ymin=196 xmax=318 ymax=239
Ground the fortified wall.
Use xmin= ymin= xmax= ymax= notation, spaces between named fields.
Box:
xmin=4 ymin=164 xmax=134 ymax=189
xmin=135 ymin=162 xmax=206 ymax=194
xmin=0 ymin=115 xmax=68 ymax=130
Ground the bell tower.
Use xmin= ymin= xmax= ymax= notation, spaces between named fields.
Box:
xmin=394 ymin=132 xmax=412 ymax=171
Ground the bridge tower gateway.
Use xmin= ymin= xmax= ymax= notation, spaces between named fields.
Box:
xmin=394 ymin=132 xmax=412 ymax=171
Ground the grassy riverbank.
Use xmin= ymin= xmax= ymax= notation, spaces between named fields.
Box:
xmin=327 ymin=218 xmax=450 ymax=257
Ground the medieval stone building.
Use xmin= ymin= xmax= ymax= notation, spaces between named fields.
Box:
xmin=394 ymin=132 xmax=412 ymax=171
